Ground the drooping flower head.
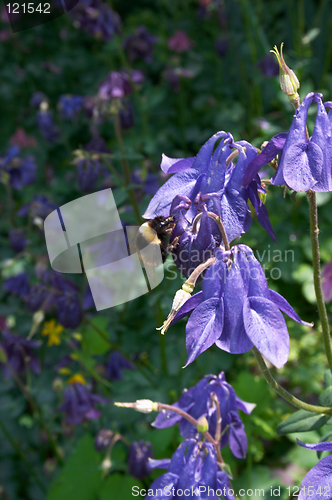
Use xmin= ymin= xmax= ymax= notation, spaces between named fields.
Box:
xmin=297 ymin=439 xmax=332 ymax=499
xmin=148 ymin=439 xmax=236 ymax=499
xmin=123 ymin=26 xmax=158 ymax=62
xmin=171 ymin=245 xmax=312 ymax=368
xmin=71 ymin=0 xmax=121 ymax=42
xmin=153 ymin=371 xmax=255 ymax=459
xmin=9 ymin=228 xmax=27 ymax=253
xmin=144 ymin=132 xmax=275 ymax=276
xmin=58 ymin=381 xmax=108 ymax=425
xmin=0 ymin=145 xmax=36 ymax=190
xmin=105 ymin=350 xmax=135 ymax=381
xmin=244 ymin=92 xmax=332 ymax=193
xmin=0 ymin=331 xmax=41 ymax=379
xmin=128 ymin=440 xmax=153 ymax=480
xmin=58 ymin=95 xmax=84 ymax=120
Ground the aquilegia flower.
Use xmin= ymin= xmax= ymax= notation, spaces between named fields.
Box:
xmin=144 ymin=131 xmax=275 ymax=249
xmin=153 ymin=371 xmax=255 ymax=459
xmin=297 ymin=439 xmax=332 ymax=499
xmin=9 ymin=228 xmax=27 ymax=253
xmin=128 ymin=440 xmax=153 ymax=480
xmin=3 ymin=272 xmax=30 ymax=299
xmin=123 ymin=26 xmax=158 ymax=63
xmin=0 ymin=145 xmax=36 ymax=190
xmin=58 ymin=95 xmax=84 ymax=120
xmin=148 ymin=439 xmax=235 ymax=500
xmin=244 ymin=92 xmax=332 ymax=192
xmin=105 ymin=350 xmax=135 ymax=381
xmin=71 ymin=0 xmax=121 ymax=42
xmin=0 ymin=331 xmax=41 ymax=379
xmin=172 ymin=245 xmax=312 ymax=368
xmin=58 ymin=381 xmax=108 ymax=425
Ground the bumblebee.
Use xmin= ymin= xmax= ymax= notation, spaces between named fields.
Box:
xmin=135 ymin=215 xmax=177 ymax=266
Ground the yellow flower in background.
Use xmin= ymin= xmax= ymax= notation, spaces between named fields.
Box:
xmin=69 ymin=373 xmax=87 ymax=385
xmin=42 ymin=320 xmax=64 ymax=346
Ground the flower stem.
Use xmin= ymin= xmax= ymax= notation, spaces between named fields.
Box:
xmin=113 ymin=113 xmax=141 ymax=224
xmin=157 ymin=403 xmax=225 ymax=465
xmin=307 ymin=191 xmax=332 ymax=372
xmin=7 ymin=364 xmax=64 ymax=464
xmin=252 ymin=347 xmax=332 ymax=414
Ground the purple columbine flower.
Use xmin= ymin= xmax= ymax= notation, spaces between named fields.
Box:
xmin=172 ymin=245 xmax=312 ymax=368
xmin=297 ymin=439 xmax=332 ymax=499
xmin=98 ymin=69 xmax=143 ymax=100
xmin=0 ymin=331 xmax=41 ymax=380
xmin=153 ymin=371 xmax=255 ymax=459
xmin=37 ymin=108 xmax=59 ymax=143
xmin=18 ymin=195 xmax=58 ymax=220
xmin=244 ymin=92 xmax=332 ymax=192
xmin=3 ymin=272 xmax=30 ymax=299
xmin=58 ymin=382 xmax=108 ymax=425
xmin=76 ymin=158 xmax=100 ymax=193
xmin=105 ymin=350 xmax=135 ymax=381
xmin=55 ymin=290 xmax=82 ymax=329
xmin=71 ymin=0 xmax=121 ymax=42
xmin=58 ymin=95 xmax=84 ymax=120
xmin=123 ymin=26 xmax=158 ymax=63
xmin=94 ymin=429 xmax=114 ymax=451
xmin=144 ymin=132 xmax=275 ymax=246
xmin=9 ymin=228 xmax=27 ymax=253
xmin=168 ymin=30 xmax=193 ymax=53
xmin=148 ymin=439 xmax=235 ymax=500
xmin=0 ymin=145 xmax=37 ymax=190
xmin=128 ymin=440 xmax=153 ymax=480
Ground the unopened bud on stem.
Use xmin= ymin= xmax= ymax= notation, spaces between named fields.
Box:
xmin=271 ymin=43 xmax=300 ymax=108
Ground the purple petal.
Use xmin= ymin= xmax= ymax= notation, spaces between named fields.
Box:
xmin=143 ymin=168 xmax=202 ymax=219
xmin=283 ymin=141 xmax=323 ymax=192
xmin=243 ymin=133 xmax=288 ymax=186
xmin=298 ymin=455 xmax=332 ymax=500
xmin=185 ymin=297 xmax=224 ymax=367
xmin=243 ymin=296 xmax=289 ymax=368
xmin=148 ymin=472 xmax=179 ymax=498
xmin=310 ymin=95 xmax=332 ymax=191
xmin=148 ymin=458 xmax=171 ymax=470
xmin=170 ymin=291 xmax=203 ymax=326
xmin=297 ymin=439 xmax=332 ymax=452
xmin=247 ymin=180 xmax=276 ymax=243
xmin=236 ymin=395 xmax=256 ymax=414
xmin=220 ymin=189 xmax=250 ymax=242
xmin=228 ymin=415 xmax=248 ymax=459
xmin=269 ymin=289 xmax=314 ymax=327
xmin=160 ymin=154 xmax=195 ymax=174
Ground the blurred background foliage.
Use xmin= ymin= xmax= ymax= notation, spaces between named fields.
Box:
xmin=0 ymin=0 xmax=332 ymax=498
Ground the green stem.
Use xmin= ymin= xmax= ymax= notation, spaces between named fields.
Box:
xmin=8 ymin=364 xmax=64 ymax=464
xmin=252 ymin=347 xmax=332 ymax=414
xmin=0 ymin=416 xmax=47 ymax=494
xmin=308 ymin=191 xmax=332 ymax=372
xmin=113 ymin=113 xmax=141 ymax=224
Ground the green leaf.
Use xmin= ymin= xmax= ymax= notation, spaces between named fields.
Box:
xmin=98 ymin=474 xmax=142 ymax=500
xmin=46 ymin=434 xmax=102 ymax=500
xmin=319 ymin=387 xmax=332 ymax=407
xmin=82 ymin=317 xmax=110 ymax=356
xmin=277 ymin=410 xmax=331 ymax=435
xmin=324 ymin=370 xmax=332 ymax=389
xmin=251 ymin=415 xmax=276 ymax=439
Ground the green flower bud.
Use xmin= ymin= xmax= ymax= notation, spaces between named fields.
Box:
xmin=196 ymin=415 xmax=209 ymax=433
xmin=271 ymin=43 xmax=300 ymax=105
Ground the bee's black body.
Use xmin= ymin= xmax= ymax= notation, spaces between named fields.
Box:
xmin=136 ymin=215 xmax=176 ymax=265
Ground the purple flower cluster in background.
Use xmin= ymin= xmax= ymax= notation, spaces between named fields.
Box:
xmin=0 ymin=145 xmax=36 ymax=190
xmin=59 ymin=382 xmax=108 ymax=425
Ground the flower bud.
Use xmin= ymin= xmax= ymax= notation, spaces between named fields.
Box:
xmin=270 ymin=43 xmax=300 ymax=105
xmin=101 ymin=456 xmax=112 ymax=472
xmin=115 ymin=399 xmax=158 ymax=414
xmin=196 ymin=415 xmax=209 ymax=433
xmin=94 ymin=429 xmax=114 ymax=452
xmin=52 ymin=377 xmax=64 ymax=392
